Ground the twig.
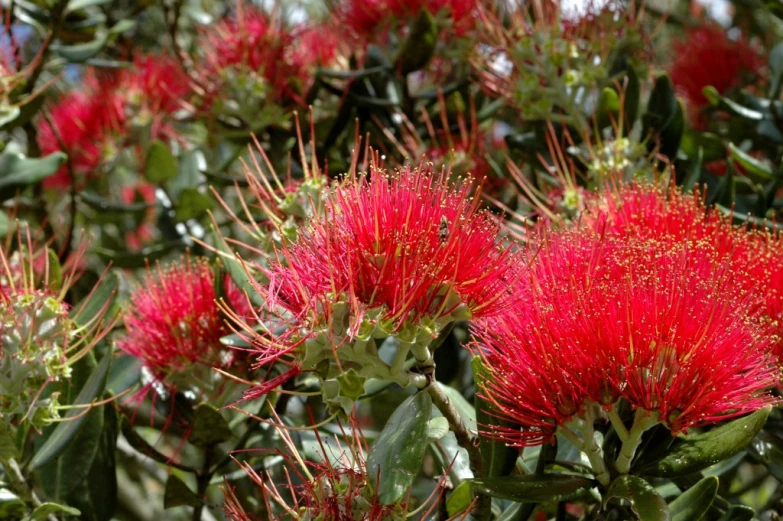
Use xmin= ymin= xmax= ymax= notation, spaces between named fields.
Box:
xmin=425 ymin=382 xmax=490 ymax=521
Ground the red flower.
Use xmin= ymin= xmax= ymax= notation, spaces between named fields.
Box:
xmin=196 ymin=5 xmax=335 ymax=108
xmin=669 ymin=24 xmax=763 ymax=126
xmin=341 ymin=0 xmax=478 ymax=40
xmin=263 ymin=164 xmax=517 ymax=332
xmin=118 ymin=256 xmax=226 ymax=377
xmin=474 ymin=227 xmax=779 ymax=446
xmin=119 ymin=53 xmax=190 ymax=141
xmin=37 ymin=76 xmax=124 ymax=188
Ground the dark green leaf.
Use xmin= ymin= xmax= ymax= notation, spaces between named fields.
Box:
xmin=164 ymin=475 xmax=201 ymax=509
xmin=367 ymin=392 xmax=432 ymax=505
xmin=0 ymin=151 xmax=65 ymax=201
xmin=29 ymin=349 xmax=113 ymax=470
xmin=638 ymin=406 xmax=771 ymax=478
xmin=703 ymin=87 xmax=765 ymax=120
xmin=471 ymin=475 xmax=593 ymax=503
xmin=668 ymin=476 xmax=718 ymax=521
xmin=446 ymin=481 xmax=473 ymax=517
xmin=748 ymin=430 xmax=783 ymax=482
xmin=623 ymin=65 xmax=641 ymax=129
xmin=54 ymin=32 xmax=108 ymax=62
xmin=718 ymin=505 xmax=754 ymax=521
xmin=144 ymin=140 xmax=178 ymax=183
xmin=396 ymin=8 xmax=437 ymax=74
xmin=29 ymin=502 xmax=81 ymax=519
xmin=679 ymin=131 xmax=725 ymax=163
xmin=174 ymin=188 xmax=213 ymax=222
xmin=472 ymin=357 xmax=518 ymax=477
xmin=189 ymin=403 xmax=232 ymax=447
xmin=728 ymin=143 xmax=781 ymax=181
xmin=605 ymin=475 xmax=670 ymax=521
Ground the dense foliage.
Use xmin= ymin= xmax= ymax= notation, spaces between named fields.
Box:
xmin=2 ymin=0 xmax=783 ymax=520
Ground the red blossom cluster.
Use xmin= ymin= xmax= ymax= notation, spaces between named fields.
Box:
xmin=118 ymin=256 xmax=226 ymax=378
xmin=195 ymin=4 xmax=338 ymax=109
xmin=474 ymin=183 xmax=782 ymax=446
xmin=340 ymin=0 xmax=478 ymax=40
xmin=38 ymin=54 xmax=189 ymax=187
xmin=669 ymin=24 xmax=763 ymax=127
xmin=260 ymin=165 xmax=516 ymax=329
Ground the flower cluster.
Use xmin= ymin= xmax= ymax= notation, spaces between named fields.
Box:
xmin=0 ymin=235 xmax=110 ymax=430
xmin=340 ymin=0 xmax=478 ymax=40
xmin=194 ymin=4 xmax=337 ymax=124
xmin=475 ymin=223 xmax=779 ymax=447
xmin=38 ymin=53 xmax=189 ymax=187
xmin=233 ymin=164 xmax=517 ymax=411
xmin=118 ymin=256 xmax=228 ymax=394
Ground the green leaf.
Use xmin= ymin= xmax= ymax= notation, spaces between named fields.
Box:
xmin=189 ymin=403 xmax=232 ymax=448
xmin=0 ymin=151 xmax=65 ymax=200
xmin=0 ymin=489 xmax=26 ymax=518
xmin=173 ymin=188 xmax=213 ymax=222
xmin=427 ymin=417 xmax=449 ymax=441
xmin=643 ymin=74 xmax=683 ymax=160
xmin=29 ymin=503 xmax=81 ymax=519
xmin=623 ymin=65 xmax=641 ymax=129
xmin=679 ymin=131 xmax=725 ymax=163
xmin=35 ymin=352 xmax=105 ymax=503
xmin=471 ymin=475 xmax=593 ymax=503
xmin=46 ymin=249 xmax=62 ymax=292
xmin=396 ymin=8 xmax=437 ymax=74
xmin=668 ymin=476 xmax=718 ymax=521
xmin=596 ymin=87 xmax=621 ymax=129
xmin=164 ymin=475 xmax=201 ymax=509
xmin=64 ymin=0 xmax=111 ymax=13
xmin=718 ymin=505 xmax=754 ymax=521
xmin=0 ymin=105 xmax=20 ymax=129
xmin=144 ymin=140 xmax=178 ymax=183
xmin=29 ymin=348 xmax=113 ymax=470
xmin=446 ymin=481 xmax=473 ymax=517
xmin=748 ymin=430 xmax=783 ymax=482
xmin=605 ymin=475 xmax=670 ymax=521
xmin=367 ymin=392 xmax=432 ymax=505
xmin=639 ymin=407 xmax=771 ymax=478
xmin=703 ymin=87 xmax=765 ymax=121
xmin=71 ymin=271 xmax=120 ymax=328
xmin=727 ymin=143 xmax=781 ymax=181
xmin=472 ymin=357 xmax=518 ymax=477
xmin=0 ymin=420 xmax=17 ymax=460
xmin=211 ymin=225 xmax=265 ymax=308
xmin=54 ymin=32 xmax=108 ymax=62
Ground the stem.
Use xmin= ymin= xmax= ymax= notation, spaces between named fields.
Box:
xmin=192 ymin=445 xmax=215 ymax=521
xmin=607 ymin=408 xmax=629 ymax=443
xmin=560 ymin=409 xmax=611 ymax=487
xmin=425 ymin=382 xmax=490 ymax=521
xmin=579 ymin=408 xmax=611 ymax=487
xmin=615 ymin=409 xmax=659 ymax=474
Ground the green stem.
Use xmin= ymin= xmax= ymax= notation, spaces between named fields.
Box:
xmin=192 ymin=445 xmax=215 ymax=521
xmin=560 ymin=409 xmax=611 ymax=487
xmin=614 ymin=409 xmax=659 ymax=474
xmin=607 ymin=408 xmax=629 ymax=443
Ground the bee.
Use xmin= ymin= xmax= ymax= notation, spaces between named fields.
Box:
xmin=438 ymin=216 xmax=449 ymax=243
